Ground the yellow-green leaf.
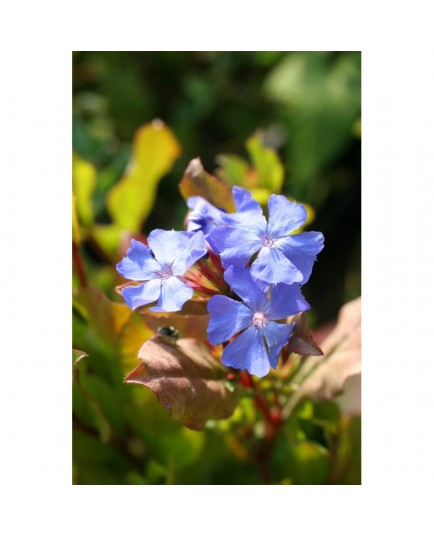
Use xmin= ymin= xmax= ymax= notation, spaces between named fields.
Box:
xmin=107 ymin=120 xmax=181 ymax=232
xmin=72 ymin=152 xmax=96 ymax=228
xmin=246 ymin=132 xmax=284 ymax=193
xmin=215 ymin=154 xmax=249 ymax=186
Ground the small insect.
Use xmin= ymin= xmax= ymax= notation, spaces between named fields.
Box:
xmin=157 ymin=326 xmax=179 ymax=345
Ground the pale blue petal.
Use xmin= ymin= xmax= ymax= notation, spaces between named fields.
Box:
xmin=211 ymin=227 xmax=262 ymax=269
xmin=267 ymin=195 xmax=307 ymax=238
xmin=264 ymin=321 xmax=293 ymax=369
xmin=149 ymin=276 xmax=193 ymax=312
xmin=207 ymin=295 xmax=252 ymax=345
xmin=121 ymin=279 xmax=161 ymax=310
xmin=276 ymin=231 xmax=324 ymax=284
xmin=224 ymin=266 xmax=268 ymax=312
xmin=116 ymin=239 xmax=161 ymax=281
xmin=147 ymin=229 xmax=207 ymax=276
xmin=171 ymin=231 xmax=207 ymax=275
xmin=251 ymin=246 xmax=303 ymax=285
xmin=264 ymin=284 xmax=311 ymax=320
xmin=221 ymin=325 xmax=271 ymax=378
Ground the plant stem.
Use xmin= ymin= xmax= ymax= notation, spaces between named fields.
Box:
xmin=72 ymin=242 xmax=88 ymax=287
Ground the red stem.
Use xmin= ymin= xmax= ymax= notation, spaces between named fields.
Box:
xmin=72 ymin=242 xmax=88 ymax=287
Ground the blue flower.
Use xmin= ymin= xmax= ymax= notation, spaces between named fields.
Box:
xmin=116 ymin=230 xmax=207 ymax=312
xmin=207 ymin=266 xmax=310 ymax=377
xmin=211 ymin=187 xmax=324 ymax=286
xmin=186 ymin=197 xmax=225 ymax=252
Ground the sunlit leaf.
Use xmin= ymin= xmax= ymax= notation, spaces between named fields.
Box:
xmin=283 ymin=298 xmax=361 ymax=418
xmin=107 ymin=120 xmax=181 ymax=231
xmin=72 ymin=195 xmax=81 ymax=245
xmin=139 ymin=299 xmax=209 ymax=341
xmin=72 ymin=152 xmax=96 ymax=228
xmin=179 ymin=157 xmax=235 ymax=212
xmin=215 ymin=154 xmax=249 ymax=186
xmin=299 ymin=297 xmax=361 ymax=400
xmin=246 ymin=132 xmax=284 ymax=192
xmin=117 ymin=312 xmax=153 ymax=374
xmin=91 ymin=223 xmax=129 ymax=262
xmin=125 ymin=335 xmax=239 ymax=430
xmin=73 ymin=287 xmax=132 ymax=347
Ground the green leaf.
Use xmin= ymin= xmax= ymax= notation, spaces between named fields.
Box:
xmin=179 ymin=158 xmax=235 ymax=212
xmin=72 ymin=152 xmax=97 ymax=228
xmin=73 ymin=287 xmax=132 ymax=348
xmin=107 ymin=120 xmax=181 ymax=232
xmin=215 ymin=154 xmax=250 ymax=186
xmin=125 ymin=334 xmax=239 ymax=430
xmin=246 ymin=132 xmax=284 ymax=192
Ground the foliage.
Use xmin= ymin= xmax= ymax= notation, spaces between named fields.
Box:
xmin=72 ymin=52 xmax=361 ymax=485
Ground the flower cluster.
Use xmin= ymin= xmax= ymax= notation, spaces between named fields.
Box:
xmin=117 ymin=186 xmax=324 ymax=377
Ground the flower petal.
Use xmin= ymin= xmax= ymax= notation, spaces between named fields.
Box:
xmin=121 ymin=279 xmax=161 ymax=310
xmin=116 ymin=239 xmax=161 ymax=281
xmin=207 ymin=295 xmax=252 ymax=345
xmin=232 ymin=186 xmax=263 ymax=215
xmin=264 ymin=283 xmax=311 ymax=320
xmin=267 ymin=195 xmax=307 ymax=238
xmin=148 ymin=229 xmax=207 ymax=276
xmin=251 ymin=246 xmax=303 ymax=285
xmin=221 ymin=325 xmax=271 ymax=378
xmin=263 ymin=321 xmax=293 ymax=368
xmin=220 ymin=187 xmax=267 ymax=234
xmin=149 ymin=276 xmax=193 ymax=312
xmin=211 ymin=227 xmax=262 ymax=269
xmin=224 ymin=266 xmax=268 ymax=312
xmin=276 ymin=231 xmax=324 ymax=284
xmin=186 ymin=196 xmax=225 ymax=236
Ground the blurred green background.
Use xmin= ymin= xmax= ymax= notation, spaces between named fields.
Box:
xmin=72 ymin=51 xmax=361 ymax=485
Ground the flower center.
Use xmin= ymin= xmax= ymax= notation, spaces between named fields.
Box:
xmin=154 ymin=266 xmax=173 ymax=279
xmin=262 ymin=235 xmax=276 ymax=247
xmin=252 ymin=312 xmax=267 ymax=327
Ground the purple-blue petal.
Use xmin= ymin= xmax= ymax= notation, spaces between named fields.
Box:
xmin=207 ymin=295 xmax=252 ymax=345
xmin=221 ymin=325 xmax=271 ymax=378
xmin=149 ymin=276 xmax=193 ymax=312
xmin=267 ymin=195 xmax=307 ymax=238
xmin=223 ymin=266 xmax=268 ymax=312
xmin=251 ymin=246 xmax=303 ymax=285
xmin=121 ymin=279 xmax=161 ymax=310
xmin=264 ymin=283 xmax=311 ymax=320
xmin=186 ymin=196 xmax=225 ymax=236
xmin=232 ymin=186 xmax=263 ymax=215
xmin=211 ymin=227 xmax=262 ymax=269
xmin=276 ymin=231 xmax=324 ymax=284
xmin=116 ymin=239 xmax=161 ymax=281
xmin=263 ymin=321 xmax=293 ymax=368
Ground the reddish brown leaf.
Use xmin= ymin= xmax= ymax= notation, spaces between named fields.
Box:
xmin=125 ymin=335 xmax=238 ymax=430
xmin=140 ymin=299 xmax=209 ymax=340
xmin=179 ymin=157 xmax=235 ymax=212
xmin=286 ymin=312 xmax=323 ymax=357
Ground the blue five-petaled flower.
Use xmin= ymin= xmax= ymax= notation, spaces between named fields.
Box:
xmin=116 ymin=230 xmax=207 ymax=312
xmin=190 ymin=186 xmax=324 ymax=286
xmin=207 ymin=266 xmax=311 ymax=377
